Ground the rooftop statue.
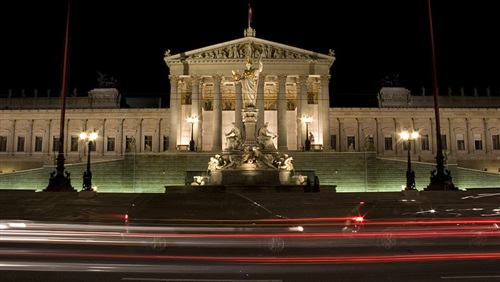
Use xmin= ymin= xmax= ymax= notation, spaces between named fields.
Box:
xmin=97 ymin=71 xmax=118 ymax=88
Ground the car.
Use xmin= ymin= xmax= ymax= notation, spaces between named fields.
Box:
xmin=341 ymin=199 xmax=499 ymax=250
xmin=121 ymin=191 xmax=303 ymax=253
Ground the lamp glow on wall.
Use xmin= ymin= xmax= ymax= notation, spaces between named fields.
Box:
xmin=301 ymin=116 xmax=313 ymax=151
xmin=80 ymin=130 xmax=98 ymax=191
xmin=400 ymin=130 xmax=419 ymax=190
xmin=187 ymin=116 xmax=198 ymax=151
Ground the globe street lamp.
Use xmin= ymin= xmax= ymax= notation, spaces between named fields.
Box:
xmin=400 ymin=130 xmax=419 ymax=190
xmin=80 ymin=130 xmax=98 ymax=191
xmin=187 ymin=117 xmax=198 ymax=151
xmin=301 ymin=116 xmax=313 ymax=151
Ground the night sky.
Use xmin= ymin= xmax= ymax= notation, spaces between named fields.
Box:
xmin=2 ymin=1 xmax=499 ymax=106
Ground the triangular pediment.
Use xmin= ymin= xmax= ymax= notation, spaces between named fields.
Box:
xmin=164 ymin=33 xmax=335 ymax=64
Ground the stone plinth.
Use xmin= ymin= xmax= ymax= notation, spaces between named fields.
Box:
xmin=220 ymin=170 xmax=280 ymax=186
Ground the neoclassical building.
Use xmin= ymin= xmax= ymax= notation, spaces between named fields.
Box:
xmin=163 ymin=27 xmax=335 ymax=153
xmin=1 ymin=27 xmax=499 ymax=185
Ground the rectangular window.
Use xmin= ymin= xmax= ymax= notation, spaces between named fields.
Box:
xmin=421 ymin=134 xmax=429 ymax=150
xmin=107 ymin=137 xmax=115 ymax=152
xmin=17 ymin=136 xmax=25 ymax=152
xmin=144 ymin=135 xmax=153 ymax=151
xmin=347 ymin=136 xmax=355 ymax=150
xmin=52 ymin=137 xmax=60 ymax=152
xmin=331 ymin=135 xmax=336 ymax=151
xmin=70 ymin=136 xmax=79 ymax=152
xmin=441 ymin=134 xmax=447 ymax=150
xmin=493 ymin=134 xmax=500 ymax=150
xmin=0 ymin=136 xmax=6 ymax=152
xmin=163 ymin=136 xmax=169 ymax=152
xmin=384 ymin=134 xmax=392 ymax=151
xmin=34 ymin=136 xmax=43 ymax=152
xmin=474 ymin=134 xmax=483 ymax=150
xmin=456 ymin=134 xmax=465 ymax=150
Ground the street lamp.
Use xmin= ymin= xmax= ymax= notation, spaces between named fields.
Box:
xmin=400 ymin=130 xmax=419 ymax=190
xmin=80 ymin=130 xmax=98 ymax=191
xmin=187 ymin=117 xmax=198 ymax=151
xmin=301 ymin=116 xmax=313 ymax=151
xmin=425 ymin=0 xmax=456 ymax=190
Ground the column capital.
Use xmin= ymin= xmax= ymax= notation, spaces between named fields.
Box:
xmin=213 ymin=75 xmax=223 ymax=84
xmin=277 ymin=74 xmax=287 ymax=84
xmin=168 ymin=75 xmax=179 ymax=84
xmin=320 ymin=75 xmax=331 ymax=84
xmin=297 ymin=75 xmax=308 ymax=86
xmin=190 ymin=75 xmax=202 ymax=84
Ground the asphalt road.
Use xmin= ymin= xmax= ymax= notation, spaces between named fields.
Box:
xmin=2 ymin=243 xmax=500 ymax=282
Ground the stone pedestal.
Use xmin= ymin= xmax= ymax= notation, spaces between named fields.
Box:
xmin=279 ymin=171 xmax=292 ymax=184
xmin=241 ymin=107 xmax=258 ymax=148
xmin=220 ymin=170 xmax=280 ymax=186
xmin=210 ymin=171 xmax=222 ymax=185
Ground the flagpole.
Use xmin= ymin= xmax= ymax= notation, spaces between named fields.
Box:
xmin=248 ymin=4 xmax=252 ymax=28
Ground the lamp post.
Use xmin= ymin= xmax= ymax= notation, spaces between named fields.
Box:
xmin=425 ymin=0 xmax=456 ymax=190
xmin=401 ymin=130 xmax=419 ymax=190
xmin=187 ymin=117 xmax=198 ymax=151
xmin=80 ymin=130 xmax=98 ymax=191
xmin=44 ymin=0 xmax=74 ymax=192
xmin=301 ymin=116 xmax=313 ymax=151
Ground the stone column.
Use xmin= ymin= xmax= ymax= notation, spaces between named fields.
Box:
xmin=191 ymin=76 xmax=201 ymax=151
xmin=394 ymin=118 xmax=400 ymax=155
xmin=168 ymin=75 xmax=179 ymax=152
xmin=27 ymin=119 xmax=33 ymax=156
xmin=139 ymin=119 xmax=144 ymax=153
xmin=9 ymin=120 xmax=15 ymax=155
xmin=448 ymin=118 xmax=454 ymax=157
xmin=256 ymin=74 xmax=265 ymax=130
xmin=466 ymin=118 xmax=473 ymax=154
xmin=99 ymin=119 xmax=105 ymax=156
xmin=45 ymin=119 xmax=51 ymax=156
xmin=155 ymin=119 xmax=161 ymax=153
xmin=483 ymin=118 xmax=489 ymax=154
xmin=356 ymin=118 xmax=361 ymax=152
xmin=320 ymin=75 xmax=331 ymax=150
xmin=338 ymin=118 xmax=344 ymax=151
xmin=277 ymin=74 xmax=288 ymax=151
xmin=298 ymin=75 xmax=309 ymax=148
xmin=119 ymin=119 xmax=124 ymax=156
xmin=235 ymin=82 xmax=243 ymax=133
xmin=375 ymin=118 xmax=380 ymax=154
xmin=212 ymin=75 xmax=223 ymax=151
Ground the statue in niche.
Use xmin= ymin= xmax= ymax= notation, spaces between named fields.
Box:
xmin=232 ymin=56 xmax=263 ymax=108
xmin=364 ymin=136 xmax=375 ymax=151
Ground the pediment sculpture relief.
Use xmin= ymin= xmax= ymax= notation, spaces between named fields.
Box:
xmin=187 ymin=42 xmax=311 ymax=60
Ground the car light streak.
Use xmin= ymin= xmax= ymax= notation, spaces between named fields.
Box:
xmin=2 ymin=250 xmax=500 ymax=264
